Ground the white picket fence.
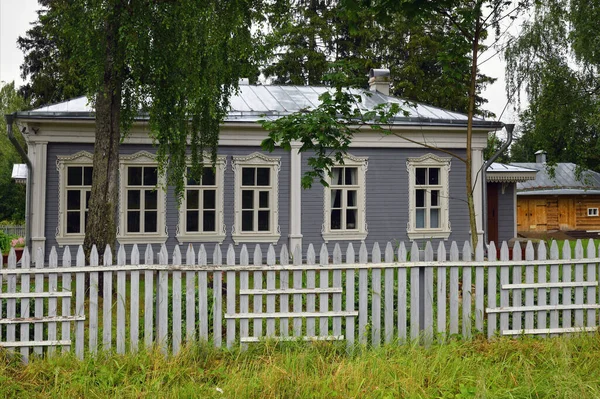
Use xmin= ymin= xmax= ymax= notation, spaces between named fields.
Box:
xmin=1 ymin=239 xmax=600 ymax=362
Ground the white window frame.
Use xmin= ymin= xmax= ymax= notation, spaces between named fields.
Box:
xmin=232 ymin=152 xmax=281 ymax=244
xmin=56 ymin=151 xmax=94 ymax=246
xmin=588 ymin=208 xmax=599 ymax=217
xmin=118 ymin=151 xmax=168 ymax=244
xmin=407 ymin=153 xmax=452 ymax=240
xmin=322 ymin=154 xmax=368 ymax=242
xmin=176 ymin=155 xmax=227 ymax=243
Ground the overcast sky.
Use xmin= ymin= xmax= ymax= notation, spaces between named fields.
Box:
xmin=1 ymin=0 xmax=521 ymax=126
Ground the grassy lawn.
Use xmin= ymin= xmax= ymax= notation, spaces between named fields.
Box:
xmin=2 ymin=334 xmax=600 ymax=398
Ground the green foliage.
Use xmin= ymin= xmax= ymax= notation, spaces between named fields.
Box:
xmin=0 ymin=82 xmax=27 ymax=223
xmin=0 ymin=231 xmax=10 ymax=255
xmin=483 ymin=132 xmax=509 ymax=162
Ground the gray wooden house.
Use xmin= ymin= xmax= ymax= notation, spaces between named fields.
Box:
xmin=10 ymin=72 xmax=510 ymax=260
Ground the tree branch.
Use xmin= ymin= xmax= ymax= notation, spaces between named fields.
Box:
xmin=389 ymin=131 xmax=467 ymax=163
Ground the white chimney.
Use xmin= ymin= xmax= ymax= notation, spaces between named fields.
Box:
xmin=368 ymin=68 xmax=390 ymax=96
xmin=535 ymin=150 xmax=547 ymax=164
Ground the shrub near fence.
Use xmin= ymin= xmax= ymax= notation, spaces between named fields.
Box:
xmin=1 ymin=239 xmax=600 ymax=362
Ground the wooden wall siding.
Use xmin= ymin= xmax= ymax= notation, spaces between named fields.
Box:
xmin=518 ymin=195 xmax=600 ymax=233
xmin=2 ymin=239 xmax=600 ymax=361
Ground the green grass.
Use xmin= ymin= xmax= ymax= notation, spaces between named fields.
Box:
xmin=2 ymin=334 xmax=600 ymax=398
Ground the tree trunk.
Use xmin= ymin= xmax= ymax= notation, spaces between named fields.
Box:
xmin=83 ymin=2 xmax=124 ymax=265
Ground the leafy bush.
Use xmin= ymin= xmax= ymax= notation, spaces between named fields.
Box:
xmin=0 ymin=231 xmax=10 ymax=254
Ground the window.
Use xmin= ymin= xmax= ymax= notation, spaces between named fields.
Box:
xmin=322 ymin=154 xmax=368 ymax=242
xmin=177 ymin=156 xmax=226 ymax=243
xmin=118 ymin=152 xmax=167 ymax=244
xmin=232 ymin=153 xmax=281 ymax=244
xmin=56 ymin=151 xmax=94 ymax=246
xmin=588 ymin=208 xmax=599 ymax=217
xmin=407 ymin=154 xmax=451 ymax=240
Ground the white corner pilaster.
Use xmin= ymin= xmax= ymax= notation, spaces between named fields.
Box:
xmin=289 ymin=142 xmax=303 ymax=253
xmin=29 ymin=141 xmax=48 ymax=257
xmin=471 ymin=148 xmax=484 ymax=244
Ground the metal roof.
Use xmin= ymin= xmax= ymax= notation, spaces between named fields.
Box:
xmin=486 ymin=163 xmax=537 ymax=183
xmin=11 ymin=164 xmax=27 ymax=181
xmin=16 ymin=85 xmax=502 ymax=129
xmin=512 ymin=162 xmax=600 ymax=193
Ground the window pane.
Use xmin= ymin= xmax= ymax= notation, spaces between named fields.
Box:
xmin=257 ymin=168 xmax=270 ymax=186
xmin=332 ymin=189 xmax=342 ymax=208
xmin=429 ymin=168 xmax=439 ymax=185
xmin=431 ymin=190 xmax=439 ymax=206
xmin=416 ymin=168 xmax=426 ymax=185
xmin=242 ymin=168 xmax=255 ymax=186
xmin=416 ymin=189 xmax=425 ymax=207
xmin=144 ymin=167 xmax=158 ymax=186
xmin=85 ymin=191 xmax=91 ymax=209
xmin=332 ymin=168 xmax=342 ymax=185
xmin=258 ymin=210 xmax=270 ymax=231
xmin=127 ymin=211 xmax=140 ymax=232
xmin=127 ymin=190 xmax=141 ymax=210
xmin=187 ymin=190 xmax=199 ymax=209
xmin=186 ymin=167 xmax=198 ymax=186
xmin=430 ymin=209 xmax=439 ymax=228
xmin=128 ymin=167 xmax=142 ymax=185
xmin=242 ymin=190 xmax=254 ymax=209
xmin=203 ymin=211 xmax=216 ymax=232
xmin=331 ymin=209 xmax=341 ymax=230
xmin=242 ymin=210 xmax=253 ymax=231
xmin=145 ymin=190 xmax=158 ymax=210
xmin=66 ymin=212 xmax=81 ymax=234
xmin=416 ymin=209 xmax=425 ymax=228
xmin=144 ymin=211 xmax=158 ymax=232
xmin=67 ymin=190 xmax=81 ymax=210
xmin=84 ymin=167 xmax=93 ymax=185
xmin=259 ymin=191 xmax=269 ymax=208
xmin=202 ymin=167 xmax=216 ymax=185
xmin=346 ymin=209 xmax=357 ymax=229
xmin=347 ymin=190 xmax=357 ymax=207
xmin=67 ymin=167 xmax=82 ymax=186
xmin=186 ymin=211 xmax=199 ymax=232
xmin=345 ymin=167 xmax=357 ymax=185
xmin=204 ymin=190 xmax=216 ymax=209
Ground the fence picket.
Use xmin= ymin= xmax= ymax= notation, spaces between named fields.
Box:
xmin=384 ymin=242 xmax=394 ymax=344
xmin=34 ymin=248 xmax=45 ymax=355
xmin=172 ymin=245 xmax=183 ymax=354
xmin=475 ymin=241 xmax=484 ymax=334
xmin=266 ymin=245 xmax=277 ymax=338
xmin=319 ymin=244 xmax=330 ymax=338
xmin=305 ymin=244 xmax=315 ymax=337
xmin=487 ymin=242 xmax=497 ymax=338
xmin=185 ymin=245 xmax=196 ymax=343
xmin=18 ymin=249 xmax=31 ymax=361
xmin=332 ymin=244 xmax=342 ymax=338
xmin=213 ymin=244 xmax=223 ymax=348
xmin=226 ymin=245 xmax=236 ymax=348
xmin=346 ymin=243 xmax=356 ymax=347
xmin=279 ymin=245 xmax=290 ymax=337
xmin=359 ymin=242 xmax=368 ymax=344
xmin=371 ymin=242 xmax=382 ymax=346
xmin=449 ymin=242 xmax=459 ymax=335
xmin=157 ymin=245 xmax=169 ymax=353
xmin=61 ymin=247 xmax=72 ymax=355
xmin=144 ymin=244 xmax=154 ymax=348
xmin=586 ymin=240 xmax=596 ymax=328
xmin=549 ymin=241 xmax=560 ymax=334
xmin=117 ymin=245 xmax=127 ymax=354
xmin=423 ymin=242 xmax=434 ymax=344
xmin=512 ymin=241 xmax=523 ymax=332
xmin=462 ymin=242 xmax=472 ymax=339
xmin=198 ymin=245 xmax=208 ymax=341
xmin=75 ymin=247 xmax=85 ymax=358
xmin=574 ymin=240 xmax=584 ymax=328
xmin=537 ymin=241 xmax=548 ymax=332
xmin=294 ymin=245 xmax=304 ymax=337
xmin=398 ymin=242 xmax=407 ymax=341
xmin=89 ymin=245 xmax=99 ymax=354
xmin=410 ymin=242 xmax=420 ymax=341
xmin=7 ymin=248 xmax=17 ymax=353
xmin=240 ymin=245 xmax=249 ymax=347
xmin=437 ymin=242 xmax=447 ymax=340
xmin=48 ymin=248 xmax=58 ymax=356
xmin=253 ymin=245 xmax=263 ymax=339
xmin=500 ymin=242 xmax=510 ymax=333
xmin=525 ymin=241 xmax=535 ymax=330
xmin=562 ymin=241 xmax=572 ymax=330
xmin=102 ymin=246 xmax=113 ymax=352
xmin=130 ymin=244 xmax=140 ymax=352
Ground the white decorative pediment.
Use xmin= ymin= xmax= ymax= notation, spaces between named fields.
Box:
xmin=119 ymin=151 xmax=157 ymax=164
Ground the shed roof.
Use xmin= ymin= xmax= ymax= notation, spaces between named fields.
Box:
xmin=15 ymin=85 xmax=502 ymax=129
xmin=486 ymin=163 xmax=537 ymax=183
xmin=512 ymin=162 xmax=600 ymax=194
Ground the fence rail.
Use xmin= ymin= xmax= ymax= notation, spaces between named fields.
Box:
xmin=1 ymin=239 xmax=600 ymax=362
